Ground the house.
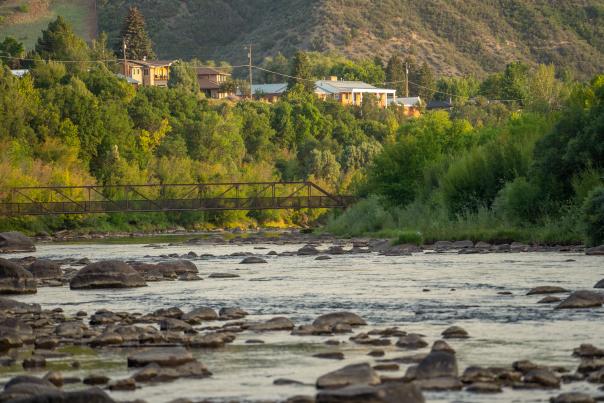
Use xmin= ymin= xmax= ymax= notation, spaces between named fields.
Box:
xmin=252 ymin=83 xmax=288 ymax=102
xmin=390 ymin=96 xmax=423 ymax=117
xmin=426 ymin=99 xmax=454 ymax=111
xmin=196 ymin=67 xmax=232 ymax=99
xmin=121 ymin=60 xmax=174 ymax=87
xmin=115 ymin=73 xmax=141 ymax=87
xmin=315 ymin=77 xmax=396 ymax=108
xmin=10 ymin=69 xmax=29 ymax=78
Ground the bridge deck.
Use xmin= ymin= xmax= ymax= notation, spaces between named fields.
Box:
xmin=0 ymin=182 xmax=355 ymax=217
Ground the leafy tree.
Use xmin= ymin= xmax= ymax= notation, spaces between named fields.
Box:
xmin=168 ymin=62 xmax=199 ymax=93
xmin=583 ymin=186 xmax=604 ymax=246
xmin=120 ymin=6 xmax=156 ymax=60
xmin=289 ymin=51 xmax=314 ymax=92
xmin=386 ymin=55 xmax=406 ymax=96
xmin=261 ymin=53 xmax=290 ymax=83
xmin=411 ymin=62 xmax=435 ymax=101
xmin=0 ymin=37 xmax=24 ymax=68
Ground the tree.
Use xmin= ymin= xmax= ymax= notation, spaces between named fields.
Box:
xmin=386 ymin=55 xmax=406 ymax=96
xmin=120 ymin=6 xmax=156 ymax=60
xmin=261 ymin=53 xmax=289 ymax=84
xmin=411 ymin=62 xmax=435 ymax=102
xmin=289 ymin=51 xmax=314 ymax=92
xmin=168 ymin=62 xmax=199 ymax=93
xmin=35 ymin=17 xmax=90 ymax=70
xmin=0 ymin=37 xmax=24 ymax=68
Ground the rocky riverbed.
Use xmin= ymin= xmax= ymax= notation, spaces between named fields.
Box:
xmin=0 ymin=232 xmax=603 ymax=402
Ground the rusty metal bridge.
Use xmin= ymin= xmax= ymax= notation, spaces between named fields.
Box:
xmin=0 ymin=182 xmax=356 ymax=217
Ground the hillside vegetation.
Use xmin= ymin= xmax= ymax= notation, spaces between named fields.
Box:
xmin=94 ymin=0 xmax=604 ymax=78
xmin=0 ymin=0 xmax=96 ymax=48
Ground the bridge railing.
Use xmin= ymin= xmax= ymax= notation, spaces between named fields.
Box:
xmin=0 ymin=182 xmax=356 ymax=216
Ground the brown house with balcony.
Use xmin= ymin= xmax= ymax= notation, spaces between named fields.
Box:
xmin=196 ymin=67 xmax=232 ymax=99
xmin=122 ymin=60 xmax=174 ymax=87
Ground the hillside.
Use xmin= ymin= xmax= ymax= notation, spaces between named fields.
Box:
xmin=0 ymin=0 xmax=96 ymax=48
xmin=2 ymin=0 xmax=603 ymax=78
xmin=97 ymin=0 xmax=604 ymax=78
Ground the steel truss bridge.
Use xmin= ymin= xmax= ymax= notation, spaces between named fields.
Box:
xmin=0 ymin=182 xmax=356 ymax=217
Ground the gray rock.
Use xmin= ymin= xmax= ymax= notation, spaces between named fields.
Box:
xmin=441 ymin=326 xmax=469 ymax=339
xmin=208 ymin=272 xmax=240 ymax=278
xmin=316 ymin=363 xmax=380 ymax=389
xmin=316 ymin=255 xmax=332 ymax=260
xmin=396 ymin=334 xmax=428 ymax=349
xmin=415 ymin=351 xmax=458 ymax=379
xmin=70 ymin=261 xmax=146 ymax=289
xmin=465 ymin=382 xmax=502 ymax=393
xmin=594 ymin=279 xmax=604 ymax=289
xmin=431 ymin=340 xmax=455 ymax=355
xmin=313 ymin=312 xmax=366 ymax=327
xmin=527 ymin=286 xmax=569 ymax=295
xmin=556 ymin=290 xmax=603 ymax=309
xmin=550 ymin=393 xmax=595 ymax=403
xmin=83 ymin=374 xmax=110 ymax=385
xmin=159 ymin=318 xmax=193 ymax=332
xmin=314 ymin=352 xmax=345 ymax=360
xmin=452 ymin=240 xmax=474 ymax=249
xmin=182 ymin=307 xmax=218 ymax=323
xmin=0 ymin=232 xmax=35 ymax=253
xmin=316 ymin=382 xmax=425 ymax=402
xmin=240 ymin=256 xmax=267 ymax=264
xmin=0 ymin=297 xmax=40 ymax=313
xmin=248 ymin=316 xmax=294 ymax=331
xmin=219 ymin=307 xmax=248 ymax=320
xmin=586 ymin=245 xmax=604 ymax=256
xmin=298 ymin=245 xmax=320 ymax=255
xmin=573 ymin=344 xmax=604 ymax=358
xmin=416 ymin=376 xmax=463 ymax=391
xmin=538 ymin=296 xmax=562 ymax=303
xmin=188 ymin=332 xmax=233 ymax=348
xmin=27 ymin=260 xmax=62 ymax=280
xmin=0 ymin=258 xmax=36 ymax=295
xmin=127 ymin=347 xmax=195 ymax=368
xmin=524 ymin=368 xmax=560 ymax=388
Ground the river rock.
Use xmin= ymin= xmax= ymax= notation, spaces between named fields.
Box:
xmin=316 ymin=382 xmax=425 ymax=402
xmin=0 ymin=297 xmax=40 ymax=313
xmin=396 ymin=334 xmax=428 ymax=349
xmin=573 ymin=344 xmax=604 ymax=358
xmin=108 ymin=378 xmax=136 ymax=391
xmin=26 ymin=259 xmax=62 ymax=280
xmin=527 ymin=286 xmax=569 ymax=295
xmin=313 ymin=312 xmax=366 ymax=328
xmin=0 ymin=232 xmax=35 ymax=253
xmin=159 ymin=318 xmax=193 ymax=332
xmin=465 ymin=382 xmax=502 ymax=393
xmin=314 ymin=352 xmax=345 ymax=360
xmin=183 ymin=307 xmax=218 ymax=323
xmin=595 ymin=279 xmax=604 ymax=289
xmin=292 ymin=324 xmax=333 ymax=336
xmin=586 ymin=245 xmax=604 ymax=256
xmin=70 ymin=261 xmax=146 ymax=289
xmin=248 ymin=317 xmax=294 ymax=332
xmin=154 ymin=307 xmax=184 ymax=319
xmin=441 ymin=326 xmax=469 ymax=339
xmin=550 ymin=393 xmax=596 ymax=403
xmin=316 ymin=255 xmax=332 ymax=260
xmin=555 ymin=290 xmax=603 ymax=309
xmin=415 ymin=351 xmax=458 ymax=379
xmin=188 ymin=332 xmax=234 ymax=348
xmin=298 ymin=245 xmax=320 ymax=255
xmin=240 ymin=256 xmax=267 ymax=264
xmin=208 ymin=272 xmax=240 ymax=278
xmin=0 ymin=258 xmax=37 ymax=294
xmin=452 ymin=240 xmax=474 ymax=249
xmin=538 ymin=296 xmax=561 ymax=303
xmin=219 ymin=307 xmax=248 ymax=320
xmin=133 ymin=361 xmax=211 ymax=383
xmin=127 ymin=346 xmax=195 ymax=368
xmin=83 ymin=374 xmax=110 ymax=385
xmin=431 ymin=340 xmax=455 ymax=355
xmin=523 ymin=368 xmax=560 ymax=388
xmin=316 ymin=363 xmax=380 ymax=389
xmin=416 ymin=377 xmax=463 ymax=391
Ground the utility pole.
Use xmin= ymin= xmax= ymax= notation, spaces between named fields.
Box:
xmin=246 ymin=44 xmax=253 ymax=99
xmin=405 ymin=62 xmax=409 ymax=98
xmin=122 ymin=39 xmax=128 ymax=76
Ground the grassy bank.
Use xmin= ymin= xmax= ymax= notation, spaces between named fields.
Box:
xmin=325 ymin=196 xmax=585 ymax=245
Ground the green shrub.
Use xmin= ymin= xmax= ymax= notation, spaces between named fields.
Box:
xmin=326 ymin=195 xmax=394 ymax=236
xmin=583 ymin=186 xmax=604 ymax=246
xmin=493 ymin=177 xmax=542 ymax=224
xmin=395 ymin=230 xmax=424 ymax=245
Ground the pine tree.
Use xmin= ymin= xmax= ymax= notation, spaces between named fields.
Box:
xmin=35 ymin=16 xmax=90 ymax=70
xmin=386 ymin=55 xmax=406 ymax=96
xmin=120 ymin=6 xmax=155 ymax=60
xmin=289 ymin=51 xmax=314 ymax=92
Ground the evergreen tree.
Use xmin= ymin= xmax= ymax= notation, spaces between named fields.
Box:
xmin=0 ymin=37 xmax=24 ymax=69
xmin=289 ymin=51 xmax=314 ymax=92
xmin=35 ymin=16 xmax=90 ymax=69
xmin=411 ymin=62 xmax=435 ymax=102
xmin=386 ymin=55 xmax=406 ymax=97
xmin=120 ymin=6 xmax=156 ymax=60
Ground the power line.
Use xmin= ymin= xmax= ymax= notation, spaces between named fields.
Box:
xmin=252 ymin=65 xmax=316 ymax=83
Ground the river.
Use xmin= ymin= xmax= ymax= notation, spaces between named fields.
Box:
xmin=3 ymin=238 xmax=604 ymax=402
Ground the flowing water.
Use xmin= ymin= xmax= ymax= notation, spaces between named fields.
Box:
xmin=3 ymin=239 xmax=604 ymax=402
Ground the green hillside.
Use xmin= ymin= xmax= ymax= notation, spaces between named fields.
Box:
xmin=0 ymin=0 xmax=96 ymax=49
xmin=95 ymin=0 xmax=604 ymax=78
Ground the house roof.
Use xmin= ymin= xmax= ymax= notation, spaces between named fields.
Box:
xmin=252 ymin=83 xmax=288 ymax=95
xmin=115 ymin=73 xmax=141 ymax=85
xmin=316 ymin=80 xmax=396 ymax=94
xmin=10 ymin=69 xmax=29 ymax=78
xmin=198 ymin=76 xmax=221 ymax=90
xmin=128 ymin=60 xmax=175 ymax=68
xmin=391 ymin=96 xmax=422 ymax=107
xmin=196 ymin=67 xmax=231 ymax=76
xmin=427 ymin=100 xmax=453 ymax=109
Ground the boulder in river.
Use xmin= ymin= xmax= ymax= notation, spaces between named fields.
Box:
xmin=298 ymin=245 xmax=320 ymax=256
xmin=27 ymin=259 xmax=62 ymax=280
xmin=0 ymin=258 xmax=37 ymax=295
xmin=240 ymin=256 xmax=268 ymax=264
xmin=219 ymin=307 xmax=248 ymax=320
xmin=441 ymin=326 xmax=469 ymax=339
xmin=594 ymin=279 xmax=604 ymax=289
xmin=313 ymin=312 xmax=366 ymax=328
xmin=586 ymin=245 xmax=604 ymax=256
xmin=316 ymin=363 xmax=380 ymax=389
xmin=0 ymin=232 xmax=35 ymax=253
xmin=415 ymin=351 xmax=458 ymax=379
xmin=316 ymin=382 xmax=425 ymax=402
xmin=127 ymin=347 xmax=195 ymax=368
xmin=248 ymin=317 xmax=294 ymax=332
xmin=0 ymin=297 xmax=40 ymax=313
xmin=396 ymin=334 xmax=428 ymax=350
xmin=555 ymin=290 xmax=603 ymax=309
xmin=182 ymin=307 xmax=218 ymax=323
xmin=527 ymin=286 xmax=569 ymax=295
xmin=538 ymin=296 xmax=561 ymax=304
xmin=550 ymin=393 xmax=595 ymax=403
xmin=70 ymin=261 xmax=147 ymax=289
xmin=523 ymin=368 xmax=560 ymax=388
